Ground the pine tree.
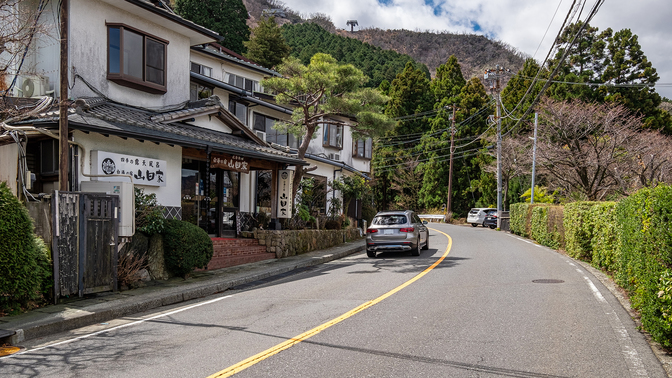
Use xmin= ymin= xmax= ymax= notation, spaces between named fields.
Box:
xmin=243 ymin=16 xmax=290 ymax=69
xmin=174 ymin=0 xmax=250 ymax=55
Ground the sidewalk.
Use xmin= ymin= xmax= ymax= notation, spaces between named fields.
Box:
xmin=0 ymin=240 xmax=365 ymax=346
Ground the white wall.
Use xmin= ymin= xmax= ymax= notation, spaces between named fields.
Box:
xmin=73 ymin=131 xmax=182 ymax=207
xmin=68 ymin=0 xmax=192 ymax=107
xmin=0 ymin=144 xmax=19 ymax=195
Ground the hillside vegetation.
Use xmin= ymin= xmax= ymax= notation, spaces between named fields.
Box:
xmin=242 ymin=0 xmax=526 ymax=80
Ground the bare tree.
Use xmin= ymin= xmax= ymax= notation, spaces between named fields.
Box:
xmin=627 ymin=131 xmax=672 ymax=188
xmin=1 ymin=0 xmax=49 ymax=117
xmin=485 ymin=134 xmax=532 ymax=208
xmin=536 ymin=98 xmax=642 ymax=201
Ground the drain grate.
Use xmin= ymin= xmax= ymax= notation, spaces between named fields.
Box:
xmin=532 ymin=279 xmax=565 ymax=284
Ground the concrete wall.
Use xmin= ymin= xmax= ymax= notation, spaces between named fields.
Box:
xmin=0 ymin=143 xmax=18 ymax=195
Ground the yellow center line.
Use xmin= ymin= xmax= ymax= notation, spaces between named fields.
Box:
xmin=207 ymin=228 xmax=452 ymax=378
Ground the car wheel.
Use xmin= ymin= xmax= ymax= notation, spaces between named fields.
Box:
xmin=489 ymin=225 xmax=496 ymax=229
xmin=471 ymin=223 xmax=478 ymax=227
xmin=422 ymin=232 xmax=429 ymax=250
xmin=367 ymin=250 xmax=376 ymax=258
xmin=482 ymin=222 xmax=487 ymax=227
xmin=411 ymin=237 xmax=420 ymax=256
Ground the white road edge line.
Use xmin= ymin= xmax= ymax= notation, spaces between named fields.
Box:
xmin=572 ymin=264 xmax=649 ymax=377
xmin=1 ymin=294 xmax=234 ymax=359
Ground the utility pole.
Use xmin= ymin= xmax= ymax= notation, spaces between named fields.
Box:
xmin=59 ymin=0 xmax=69 ymax=191
xmin=446 ymin=104 xmax=456 ymax=219
xmin=530 ymin=112 xmax=538 ymax=204
xmin=484 ymin=65 xmax=504 ymax=229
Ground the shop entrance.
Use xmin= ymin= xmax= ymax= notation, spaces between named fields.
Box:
xmin=181 ymin=158 xmax=239 ymax=237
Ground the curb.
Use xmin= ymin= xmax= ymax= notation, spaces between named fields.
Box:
xmin=7 ymin=241 xmax=365 ymax=345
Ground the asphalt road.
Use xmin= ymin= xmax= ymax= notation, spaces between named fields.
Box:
xmin=1 ymin=223 xmax=666 ymax=377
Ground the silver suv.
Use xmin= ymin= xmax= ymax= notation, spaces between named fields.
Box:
xmin=366 ymin=210 xmax=429 ymax=258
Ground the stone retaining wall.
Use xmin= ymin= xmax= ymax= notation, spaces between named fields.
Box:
xmin=252 ymin=228 xmax=364 ymax=258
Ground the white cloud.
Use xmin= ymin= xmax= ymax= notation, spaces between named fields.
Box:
xmin=278 ymin=0 xmax=672 ymax=99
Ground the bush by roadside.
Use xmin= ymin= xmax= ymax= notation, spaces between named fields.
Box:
xmin=161 ymin=219 xmax=213 ymax=278
xmin=0 ymin=181 xmax=52 ymax=315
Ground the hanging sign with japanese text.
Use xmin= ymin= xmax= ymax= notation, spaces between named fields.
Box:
xmin=91 ymin=150 xmax=166 ymax=187
xmin=211 ymin=153 xmax=250 ymax=174
xmin=277 ymin=170 xmax=293 ymax=218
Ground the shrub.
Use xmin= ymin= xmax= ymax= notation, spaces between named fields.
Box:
xmin=0 ymin=182 xmax=52 ymax=314
xmin=564 ymin=201 xmax=600 ymax=260
xmin=135 ymin=187 xmax=165 ymax=236
xmin=616 ymin=185 xmax=672 ymax=347
xmin=530 ymin=205 xmax=563 ymax=249
xmin=589 ymin=202 xmax=619 ymax=272
xmin=509 ymin=203 xmax=529 ymax=236
xmin=161 ymin=219 xmax=213 ymax=277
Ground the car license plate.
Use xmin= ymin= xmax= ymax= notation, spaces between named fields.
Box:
xmin=384 ymin=229 xmax=394 ymax=235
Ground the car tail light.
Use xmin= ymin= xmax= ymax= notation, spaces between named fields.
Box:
xmin=399 ymin=227 xmax=414 ymax=233
xmin=367 ymin=228 xmax=378 ymax=234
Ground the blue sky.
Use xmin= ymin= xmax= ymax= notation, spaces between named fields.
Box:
xmin=277 ymin=0 xmax=672 ymax=99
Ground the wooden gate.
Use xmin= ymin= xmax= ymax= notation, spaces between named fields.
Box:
xmin=52 ymin=192 xmax=119 ymax=300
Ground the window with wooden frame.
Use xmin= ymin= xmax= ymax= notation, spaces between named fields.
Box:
xmin=190 ymin=62 xmax=212 ymax=77
xmin=107 ymin=24 xmax=167 ymax=94
xmin=322 ymin=122 xmax=343 ymax=149
xmin=353 ymin=138 xmax=372 ymax=159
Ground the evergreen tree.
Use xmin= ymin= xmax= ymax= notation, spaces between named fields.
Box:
xmin=262 ymin=53 xmax=393 ymax=202
xmin=547 ymin=22 xmax=671 ymax=133
xmin=418 ymin=56 xmax=465 ymax=210
xmin=174 ymin=0 xmax=250 ymax=55
xmin=500 ymin=58 xmax=545 ymax=134
xmin=372 ymin=62 xmax=433 ymax=210
xmin=243 ymin=16 xmax=290 ymax=69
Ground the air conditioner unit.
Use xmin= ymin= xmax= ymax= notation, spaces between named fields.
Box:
xmin=255 ymin=131 xmax=266 ymax=142
xmin=18 ymin=75 xmax=50 ymax=97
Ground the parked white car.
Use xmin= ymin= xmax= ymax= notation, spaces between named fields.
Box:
xmin=467 ymin=208 xmax=497 ymax=227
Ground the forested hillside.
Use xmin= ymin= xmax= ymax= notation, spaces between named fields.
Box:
xmin=242 ymin=0 xmax=526 ymax=80
xmin=281 ymin=23 xmax=428 ymax=89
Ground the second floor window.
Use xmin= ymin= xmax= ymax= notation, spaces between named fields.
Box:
xmin=190 ymin=62 xmax=212 ymax=77
xmin=226 ymin=73 xmax=259 ymax=92
xmin=253 ymin=113 xmax=299 ymax=148
xmin=107 ymin=24 xmax=167 ymax=94
xmin=229 ymin=100 xmax=248 ymax=125
xmin=322 ymin=123 xmax=343 ymax=149
xmin=353 ymin=138 xmax=372 ymax=159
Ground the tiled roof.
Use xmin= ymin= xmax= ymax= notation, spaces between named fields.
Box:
xmin=10 ymin=97 xmax=305 ymax=165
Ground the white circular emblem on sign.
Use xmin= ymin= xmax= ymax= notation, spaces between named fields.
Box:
xmin=101 ymin=158 xmax=116 ymax=175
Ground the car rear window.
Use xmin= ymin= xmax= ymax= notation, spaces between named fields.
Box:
xmin=372 ymin=215 xmax=408 ymax=225
xmin=469 ymin=209 xmax=480 ymax=214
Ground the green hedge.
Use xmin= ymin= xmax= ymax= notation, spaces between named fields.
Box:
xmin=564 ymin=202 xmax=600 ymax=260
xmin=162 ymin=219 xmax=213 ymax=278
xmin=615 ymin=186 xmax=672 ymax=347
xmin=589 ymin=202 xmax=619 ymax=273
xmin=530 ymin=205 xmax=564 ymax=249
xmin=0 ymin=182 xmax=52 ymax=314
xmin=509 ymin=203 xmax=530 ymax=236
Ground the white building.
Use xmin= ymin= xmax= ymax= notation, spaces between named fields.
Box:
xmin=0 ymin=0 xmax=372 ymax=237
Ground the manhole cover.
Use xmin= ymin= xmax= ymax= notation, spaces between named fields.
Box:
xmin=0 ymin=346 xmax=22 ymax=357
xmin=532 ymin=279 xmax=565 ymax=284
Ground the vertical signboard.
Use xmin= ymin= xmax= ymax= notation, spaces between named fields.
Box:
xmin=277 ymin=170 xmax=293 ymax=218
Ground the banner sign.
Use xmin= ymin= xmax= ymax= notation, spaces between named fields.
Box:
xmin=277 ymin=170 xmax=293 ymax=218
xmin=91 ymin=150 xmax=166 ymax=186
xmin=211 ymin=153 xmax=250 ymax=174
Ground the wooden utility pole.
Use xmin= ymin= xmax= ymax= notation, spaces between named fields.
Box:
xmin=59 ymin=0 xmax=69 ymax=191
xmin=446 ymin=104 xmax=457 ymax=217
